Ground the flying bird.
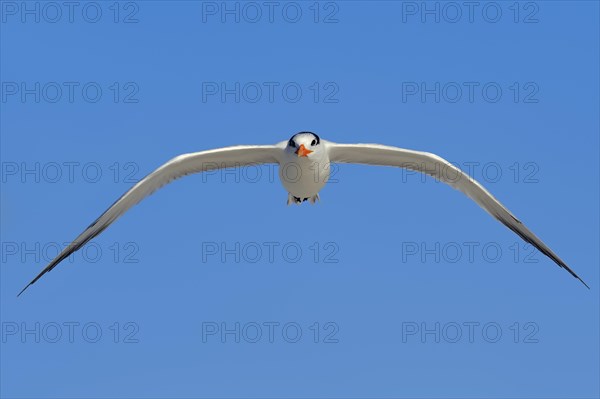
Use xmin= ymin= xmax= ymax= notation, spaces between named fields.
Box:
xmin=18 ymin=132 xmax=588 ymax=295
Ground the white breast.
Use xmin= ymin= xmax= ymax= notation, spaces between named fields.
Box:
xmin=278 ymin=152 xmax=330 ymax=198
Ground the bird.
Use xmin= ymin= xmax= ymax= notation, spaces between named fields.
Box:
xmin=17 ymin=131 xmax=588 ymax=295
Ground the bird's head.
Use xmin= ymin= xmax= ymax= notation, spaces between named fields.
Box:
xmin=287 ymin=132 xmax=322 ymax=158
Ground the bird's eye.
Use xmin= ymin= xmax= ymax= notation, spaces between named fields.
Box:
xmin=289 ymin=140 xmax=296 ymax=148
xmin=311 ymin=139 xmax=316 ymax=146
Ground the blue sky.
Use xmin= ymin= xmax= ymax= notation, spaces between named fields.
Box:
xmin=1 ymin=1 xmax=599 ymax=398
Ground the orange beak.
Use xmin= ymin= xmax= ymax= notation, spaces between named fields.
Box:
xmin=295 ymin=144 xmax=313 ymax=157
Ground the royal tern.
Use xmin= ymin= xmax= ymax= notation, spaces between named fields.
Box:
xmin=17 ymin=132 xmax=588 ymax=295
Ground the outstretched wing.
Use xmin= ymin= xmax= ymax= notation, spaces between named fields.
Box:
xmin=18 ymin=145 xmax=283 ymax=296
xmin=326 ymin=142 xmax=588 ymax=288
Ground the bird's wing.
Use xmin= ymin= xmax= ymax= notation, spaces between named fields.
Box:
xmin=18 ymin=144 xmax=283 ymax=296
xmin=326 ymin=141 xmax=588 ymax=288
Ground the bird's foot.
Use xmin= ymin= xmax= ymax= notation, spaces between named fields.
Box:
xmin=287 ymin=194 xmax=302 ymax=205
xmin=287 ymin=194 xmax=320 ymax=205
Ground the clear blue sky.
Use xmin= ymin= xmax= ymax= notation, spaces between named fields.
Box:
xmin=1 ymin=2 xmax=599 ymax=398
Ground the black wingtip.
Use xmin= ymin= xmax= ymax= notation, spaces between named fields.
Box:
xmin=17 ymin=282 xmax=33 ymax=298
xmin=565 ymin=265 xmax=590 ymax=289
xmin=563 ymin=264 xmax=590 ymax=290
xmin=577 ymin=276 xmax=590 ymax=290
